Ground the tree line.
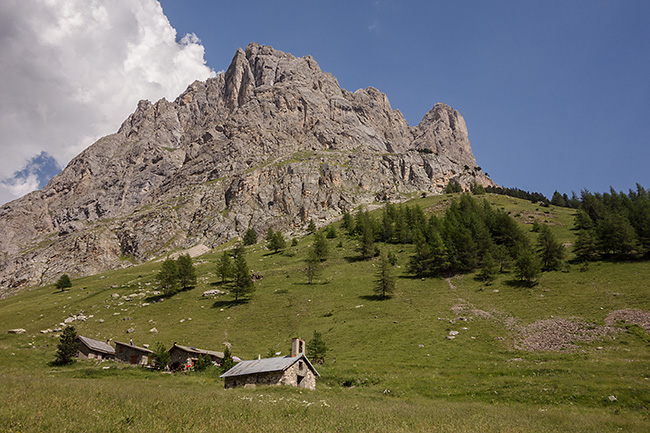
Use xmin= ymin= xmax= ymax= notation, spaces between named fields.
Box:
xmin=342 ymin=194 xmax=564 ymax=286
xmin=573 ymin=184 xmax=650 ymax=261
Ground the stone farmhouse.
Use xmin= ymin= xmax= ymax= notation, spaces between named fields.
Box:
xmin=77 ymin=336 xmax=115 ymax=361
xmin=220 ymin=338 xmax=320 ymax=390
xmin=168 ymin=343 xmax=225 ymax=371
xmin=114 ymin=340 xmax=152 ymax=366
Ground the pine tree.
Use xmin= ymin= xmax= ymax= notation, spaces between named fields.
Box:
xmin=54 ymin=326 xmax=78 ymax=365
xmin=232 ymin=251 xmax=253 ymax=302
xmin=536 ymin=225 xmax=565 ymax=271
xmin=573 ymin=229 xmax=598 ymax=262
xmin=157 ymin=258 xmax=179 ymax=296
xmin=313 ymin=231 xmax=329 ymax=261
xmin=55 ymin=274 xmax=72 ymax=292
xmin=551 ymin=191 xmax=567 ymax=207
xmin=307 ymin=219 xmax=317 ymax=234
xmin=267 ymin=229 xmax=286 ymax=253
xmin=220 ymin=347 xmax=235 ymax=373
xmin=151 ymin=342 xmax=170 ymax=371
xmin=515 ymin=248 xmax=541 ymax=286
xmin=374 ymin=251 xmax=396 ymax=299
xmin=341 ymin=211 xmax=353 ymax=235
xmin=307 ymin=331 xmax=327 ymax=364
xmin=478 ymin=252 xmax=499 ymax=285
xmin=217 ymin=251 xmax=233 ymax=283
xmin=304 ymin=249 xmax=321 ymax=284
xmin=243 ymin=228 xmax=257 ymax=246
xmin=358 ymin=224 xmax=376 ymax=259
xmin=176 ymin=254 xmax=197 ymax=290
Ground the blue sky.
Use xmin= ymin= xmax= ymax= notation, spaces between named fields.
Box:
xmin=1 ymin=1 xmax=648 ymax=204
xmin=160 ymin=0 xmax=650 ymax=198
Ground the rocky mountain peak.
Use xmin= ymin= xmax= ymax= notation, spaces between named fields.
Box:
xmin=0 ymin=43 xmax=494 ymax=295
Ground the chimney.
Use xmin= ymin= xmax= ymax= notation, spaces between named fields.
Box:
xmin=291 ymin=337 xmax=305 ymax=357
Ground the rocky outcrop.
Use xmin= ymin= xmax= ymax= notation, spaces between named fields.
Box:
xmin=0 ymin=43 xmax=494 ymax=295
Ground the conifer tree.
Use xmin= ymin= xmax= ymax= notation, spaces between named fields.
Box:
xmin=307 ymin=331 xmax=327 ymax=364
xmin=307 ymin=219 xmax=317 ymax=234
xmin=515 ymin=248 xmax=541 ymax=286
xmin=243 ymin=228 xmax=257 ymax=246
xmin=536 ymin=225 xmax=565 ymax=271
xmin=217 ymin=251 xmax=233 ymax=283
xmin=220 ymin=347 xmax=235 ymax=373
xmin=374 ymin=251 xmax=396 ymax=299
xmin=313 ymin=231 xmax=329 ymax=261
xmin=573 ymin=229 xmax=598 ymax=262
xmin=478 ymin=252 xmax=499 ymax=285
xmin=304 ymin=249 xmax=321 ymax=284
xmin=232 ymin=250 xmax=253 ymax=302
xmin=358 ymin=224 xmax=376 ymax=260
xmin=157 ymin=258 xmax=179 ymax=296
xmin=266 ymin=230 xmax=286 ymax=253
xmin=55 ymin=274 xmax=72 ymax=292
xmin=176 ymin=254 xmax=197 ymax=290
xmin=151 ymin=342 xmax=170 ymax=371
xmin=54 ymin=325 xmax=78 ymax=365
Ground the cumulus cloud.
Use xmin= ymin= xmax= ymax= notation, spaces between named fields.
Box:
xmin=0 ymin=0 xmax=215 ymax=205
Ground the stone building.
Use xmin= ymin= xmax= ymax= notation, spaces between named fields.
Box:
xmin=114 ymin=340 xmax=152 ymax=366
xmin=220 ymin=338 xmax=320 ymax=390
xmin=168 ymin=343 xmax=225 ymax=371
xmin=77 ymin=336 xmax=115 ymax=360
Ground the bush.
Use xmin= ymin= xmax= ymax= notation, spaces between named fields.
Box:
xmin=194 ymin=353 xmax=213 ymax=372
xmin=151 ymin=342 xmax=170 ymax=371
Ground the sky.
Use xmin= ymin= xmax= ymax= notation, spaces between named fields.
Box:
xmin=1 ymin=0 xmax=649 ymax=206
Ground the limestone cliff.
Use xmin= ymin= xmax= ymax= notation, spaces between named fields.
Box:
xmin=0 ymin=43 xmax=494 ymax=295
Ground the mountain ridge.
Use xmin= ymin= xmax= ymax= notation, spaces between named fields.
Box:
xmin=0 ymin=42 xmax=494 ymax=295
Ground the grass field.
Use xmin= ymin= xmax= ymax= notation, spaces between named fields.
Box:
xmin=1 ymin=193 xmax=649 ymax=432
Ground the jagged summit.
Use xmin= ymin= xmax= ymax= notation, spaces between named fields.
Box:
xmin=0 ymin=43 xmax=494 ymax=294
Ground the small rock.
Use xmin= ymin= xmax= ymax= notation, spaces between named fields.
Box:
xmin=40 ymin=329 xmax=52 ymax=334
xmin=150 ymin=328 xmax=158 ymax=333
xmin=8 ymin=328 xmax=26 ymax=334
xmin=446 ymin=336 xmax=456 ymax=340
xmin=202 ymin=289 xmax=224 ymax=297
xmin=355 ymin=305 xmax=363 ymax=308
xmin=126 ymin=327 xmax=135 ymax=334
xmin=493 ymin=289 xmax=499 ymax=293
xmin=608 ymin=395 xmax=617 ymax=402
xmin=449 ymin=331 xmax=459 ymax=336
xmin=418 ymin=344 xmax=425 ymax=348
xmin=98 ymin=319 xmax=105 ymax=323
xmin=64 ymin=317 xmax=75 ymax=324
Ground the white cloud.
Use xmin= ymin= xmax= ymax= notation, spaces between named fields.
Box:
xmin=0 ymin=0 xmax=215 ymax=205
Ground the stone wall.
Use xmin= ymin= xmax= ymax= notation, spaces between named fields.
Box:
xmin=115 ymin=344 xmax=150 ymax=366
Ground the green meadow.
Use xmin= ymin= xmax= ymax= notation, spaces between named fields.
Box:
xmin=1 ymin=194 xmax=649 ymax=432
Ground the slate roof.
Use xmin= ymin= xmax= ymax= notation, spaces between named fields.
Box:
xmin=78 ymin=336 xmax=115 ymax=355
xmin=220 ymin=353 xmax=320 ymax=378
xmin=171 ymin=343 xmax=224 ymax=359
xmin=114 ymin=341 xmax=152 ymax=354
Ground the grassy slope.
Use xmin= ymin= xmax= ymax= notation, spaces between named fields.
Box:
xmin=1 ymin=193 xmax=649 ymax=432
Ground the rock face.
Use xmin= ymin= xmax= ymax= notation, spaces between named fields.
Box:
xmin=0 ymin=43 xmax=494 ymax=295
